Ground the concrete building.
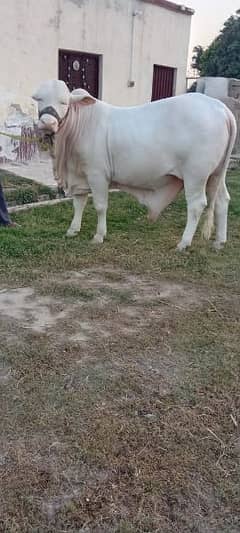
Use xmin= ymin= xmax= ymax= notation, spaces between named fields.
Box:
xmin=0 ymin=0 xmax=193 ymax=171
xmin=0 ymin=0 xmax=193 ymax=107
xmin=196 ymin=77 xmax=240 ymax=154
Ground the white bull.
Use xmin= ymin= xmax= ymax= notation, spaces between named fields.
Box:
xmin=32 ymin=80 xmax=237 ymax=250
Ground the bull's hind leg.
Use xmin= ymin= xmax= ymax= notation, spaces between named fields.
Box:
xmin=204 ymin=173 xmax=230 ymax=250
xmin=214 ymin=180 xmax=230 ymax=249
xmin=177 ymin=178 xmax=207 ymax=251
xmin=66 ymin=194 xmax=88 ymax=237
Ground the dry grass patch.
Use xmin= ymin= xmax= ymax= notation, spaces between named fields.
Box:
xmin=0 ymin=173 xmax=240 ymax=531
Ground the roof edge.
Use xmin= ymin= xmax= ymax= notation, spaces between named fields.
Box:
xmin=141 ymin=0 xmax=194 ymax=16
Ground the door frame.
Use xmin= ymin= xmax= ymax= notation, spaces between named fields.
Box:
xmin=151 ymin=64 xmax=177 ymax=101
xmin=58 ymin=49 xmax=103 ymax=99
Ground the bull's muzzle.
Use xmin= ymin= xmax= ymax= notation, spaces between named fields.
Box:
xmin=37 ymin=106 xmax=62 ymax=133
xmin=39 ymin=106 xmax=61 ymax=123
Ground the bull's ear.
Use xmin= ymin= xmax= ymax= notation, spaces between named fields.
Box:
xmin=70 ymin=89 xmax=96 ymax=106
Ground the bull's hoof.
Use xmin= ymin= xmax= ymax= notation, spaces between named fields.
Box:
xmin=147 ymin=212 xmax=158 ymax=223
xmin=66 ymin=228 xmax=79 ymax=238
xmin=92 ymin=234 xmax=104 ymax=244
xmin=176 ymin=241 xmax=189 ymax=252
xmin=213 ymin=240 xmax=225 ymax=251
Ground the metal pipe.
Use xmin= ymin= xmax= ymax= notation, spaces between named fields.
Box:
xmin=128 ymin=10 xmax=143 ymax=87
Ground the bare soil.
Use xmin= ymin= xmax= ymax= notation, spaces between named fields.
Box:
xmin=0 ymin=267 xmax=239 ymax=532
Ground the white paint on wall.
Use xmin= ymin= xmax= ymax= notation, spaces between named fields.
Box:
xmin=0 ymin=0 xmax=192 ymax=106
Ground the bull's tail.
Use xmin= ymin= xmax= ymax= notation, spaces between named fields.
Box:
xmin=202 ymin=107 xmax=237 ymax=241
xmin=202 ymin=204 xmax=215 ymax=241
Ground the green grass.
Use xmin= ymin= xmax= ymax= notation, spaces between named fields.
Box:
xmin=0 ymin=171 xmax=240 ymax=532
xmin=0 ymin=169 xmax=57 ymax=205
xmin=0 ymin=172 xmax=240 ymax=287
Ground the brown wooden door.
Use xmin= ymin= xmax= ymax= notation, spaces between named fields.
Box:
xmin=151 ymin=65 xmax=175 ymax=101
xmin=59 ymin=49 xmax=100 ymax=97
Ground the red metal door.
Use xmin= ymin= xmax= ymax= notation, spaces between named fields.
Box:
xmin=151 ymin=65 xmax=175 ymax=101
xmin=59 ymin=49 xmax=99 ymax=97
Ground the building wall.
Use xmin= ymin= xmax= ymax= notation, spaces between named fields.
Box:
xmin=0 ymin=0 xmax=192 ymax=106
xmin=196 ymin=77 xmax=240 ymax=154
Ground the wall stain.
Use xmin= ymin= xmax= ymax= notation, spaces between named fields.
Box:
xmin=66 ymin=0 xmax=87 ymax=7
xmin=66 ymin=0 xmax=124 ymax=10
xmin=49 ymin=7 xmax=62 ymax=30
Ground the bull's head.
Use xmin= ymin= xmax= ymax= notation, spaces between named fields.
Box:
xmin=32 ymin=80 xmax=96 ymax=134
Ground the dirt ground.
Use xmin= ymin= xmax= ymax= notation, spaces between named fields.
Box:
xmin=0 ymin=174 xmax=240 ymax=532
xmin=0 ymin=266 xmax=240 ymax=532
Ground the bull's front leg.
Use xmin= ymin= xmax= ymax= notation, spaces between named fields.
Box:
xmin=91 ymin=179 xmax=109 ymax=244
xmin=66 ymin=194 xmax=88 ymax=237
